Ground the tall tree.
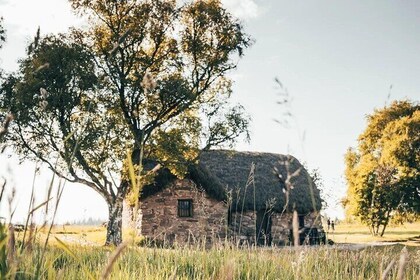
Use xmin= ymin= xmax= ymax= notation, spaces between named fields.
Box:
xmin=343 ymin=100 xmax=420 ymax=236
xmin=0 ymin=0 xmax=251 ymax=245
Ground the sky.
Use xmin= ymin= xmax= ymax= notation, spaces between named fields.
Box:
xmin=0 ymin=0 xmax=419 ymax=223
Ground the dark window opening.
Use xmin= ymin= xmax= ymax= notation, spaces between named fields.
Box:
xmin=298 ymin=215 xmax=305 ymax=229
xmin=178 ymin=199 xmax=193 ymax=217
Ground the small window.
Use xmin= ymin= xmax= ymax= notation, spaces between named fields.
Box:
xmin=178 ymin=199 xmax=193 ymax=217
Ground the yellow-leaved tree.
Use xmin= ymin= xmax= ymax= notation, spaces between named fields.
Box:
xmin=343 ymin=100 xmax=420 ymax=236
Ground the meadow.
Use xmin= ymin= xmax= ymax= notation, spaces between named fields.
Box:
xmin=2 ymin=222 xmax=419 ymax=279
xmin=329 ymin=221 xmax=420 ymax=247
xmin=33 ymin=221 xmax=420 ymax=248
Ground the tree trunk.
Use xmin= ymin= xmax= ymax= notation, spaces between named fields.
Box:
xmin=105 ymin=196 xmax=124 ymax=246
xmin=104 ymin=146 xmax=143 ymax=246
xmin=380 ymin=216 xmax=390 ymax=237
xmin=370 ymin=224 xmax=375 ymax=236
xmin=375 ymin=224 xmax=380 ymax=236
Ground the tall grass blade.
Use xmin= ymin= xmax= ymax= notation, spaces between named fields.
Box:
xmin=55 ymin=237 xmax=96 ymax=280
xmin=396 ymin=247 xmax=408 ymax=280
xmin=293 ymin=210 xmax=299 ymax=247
xmin=381 ymin=259 xmax=395 ymax=280
xmin=28 ymin=197 xmax=53 ymax=215
xmin=101 ymin=242 xmax=128 ymax=280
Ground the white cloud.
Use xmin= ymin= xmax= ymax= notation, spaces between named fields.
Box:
xmin=222 ymin=0 xmax=259 ymax=20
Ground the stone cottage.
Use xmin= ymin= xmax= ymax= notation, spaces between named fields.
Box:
xmin=123 ymin=150 xmax=323 ymax=246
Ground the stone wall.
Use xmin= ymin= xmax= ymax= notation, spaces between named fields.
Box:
xmin=227 ymin=211 xmax=323 ymax=246
xmin=272 ymin=212 xmax=324 ymax=245
xmin=122 ymin=180 xmax=323 ymax=246
xmin=306 ymin=212 xmax=323 ymax=228
xmin=271 ymin=212 xmax=293 ymax=245
xmin=136 ymin=179 xmax=228 ymax=244
xmin=229 ymin=211 xmax=256 ymax=244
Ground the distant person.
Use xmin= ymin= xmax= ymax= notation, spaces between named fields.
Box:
xmin=327 ymin=218 xmax=331 ymax=231
xmin=331 ymin=220 xmax=335 ymax=231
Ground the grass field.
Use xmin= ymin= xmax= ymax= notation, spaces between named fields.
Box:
xmin=29 ymin=221 xmax=420 ymax=247
xmin=5 ymin=239 xmax=420 ymax=279
xmin=3 ymin=222 xmax=420 ymax=279
xmin=328 ymin=221 xmax=420 ymax=246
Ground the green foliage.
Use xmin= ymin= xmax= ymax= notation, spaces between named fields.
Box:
xmin=344 ymin=100 xmax=420 ymax=236
xmin=0 ymin=0 xmax=251 ymax=245
xmin=0 ymin=34 xmax=123 ymax=185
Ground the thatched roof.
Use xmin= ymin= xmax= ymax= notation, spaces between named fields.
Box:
xmin=141 ymin=150 xmax=322 ymax=214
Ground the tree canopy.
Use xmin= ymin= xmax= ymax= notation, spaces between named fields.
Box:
xmin=0 ymin=0 xmax=251 ymax=245
xmin=344 ymin=100 xmax=420 ymax=236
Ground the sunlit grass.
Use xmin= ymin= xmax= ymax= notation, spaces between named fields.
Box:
xmin=328 ymin=221 xmax=420 ymax=246
xmin=25 ymin=221 xmax=420 ymax=248
xmin=13 ymin=225 xmax=143 ymax=247
xmin=5 ymin=222 xmax=418 ymax=279
xmin=10 ymin=243 xmax=420 ymax=280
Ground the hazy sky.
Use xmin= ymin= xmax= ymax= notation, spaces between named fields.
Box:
xmin=1 ymin=0 xmax=419 ymax=223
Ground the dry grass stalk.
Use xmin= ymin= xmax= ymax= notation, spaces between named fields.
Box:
xmin=217 ymin=258 xmax=236 ymax=280
xmin=7 ymin=224 xmax=15 ymax=264
xmin=0 ymin=179 xmax=5 ymax=202
xmin=22 ymin=166 xmax=37 ymax=251
xmin=168 ymin=266 xmax=178 ymax=280
xmin=100 ymin=242 xmax=129 ymax=280
xmin=23 ymin=194 xmax=36 ymax=252
xmin=396 ymin=247 xmax=408 ymax=280
xmin=238 ymin=163 xmax=255 ymax=239
xmin=292 ymin=210 xmax=299 ymax=247
xmin=381 ymin=259 xmax=395 ymax=280
xmin=26 ymin=222 xmax=34 ymax=252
